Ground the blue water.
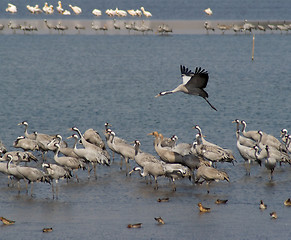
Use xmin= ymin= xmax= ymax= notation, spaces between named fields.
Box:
xmin=1 ymin=0 xmax=291 ymax=20
xmin=0 ymin=4 xmax=291 ymax=240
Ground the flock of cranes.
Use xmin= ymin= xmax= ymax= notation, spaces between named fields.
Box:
xmin=0 ymin=118 xmax=290 ymax=199
xmin=5 ymin=2 xmax=152 ymax=17
xmin=204 ymin=20 xmax=291 ymax=34
xmin=2 ymin=19 xmax=172 ymax=35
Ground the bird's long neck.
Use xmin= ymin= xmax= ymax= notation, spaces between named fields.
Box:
xmin=54 ymin=146 xmax=60 ymax=160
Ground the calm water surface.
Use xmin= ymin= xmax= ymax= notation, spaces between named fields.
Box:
xmin=0 ymin=31 xmax=290 ymax=239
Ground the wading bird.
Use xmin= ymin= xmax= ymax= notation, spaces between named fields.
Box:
xmin=155 ymin=65 xmax=217 ymax=111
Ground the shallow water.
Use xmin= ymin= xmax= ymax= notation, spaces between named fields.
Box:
xmin=0 ymin=23 xmax=290 ymax=240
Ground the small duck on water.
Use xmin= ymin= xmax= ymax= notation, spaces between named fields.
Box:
xmin=259 ymin=200 xmax=267 ymax=210
xmin=215 ymin=199 xmax=228 ymax=204
xmin=198 ymin=202 xmax=211 ymax=213
xmin=42 ymin=227 xmax=53 ymax=232
xmin=0 ymin=217 xmax=15 ymax=225
xmin=270 ymin=212 xmax=277 ymax=219
xmin=157 ymin=197 xmax=169 ymax=202
xmin=154 ymin=217 xmax=165 ymax=225
xmin=127 ymin=223 xmax=142 ymax=228
xmin=284 ymin=198 xmax=291 ymax=206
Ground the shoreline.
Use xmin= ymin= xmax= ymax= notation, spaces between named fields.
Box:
xmin=0 ymin=19 xmax=290 ymax=35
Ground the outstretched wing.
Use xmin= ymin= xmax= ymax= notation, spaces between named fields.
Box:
xmin=180 ymin=65 xmax=194 ymax=84
xmin=185 ymin=67 xmax=209 ymax=89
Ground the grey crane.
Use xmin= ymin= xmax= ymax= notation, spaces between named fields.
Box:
xmin=71 ymin=126 xmax=110 ymax=159
xmin=83 ymin=128 xmax=106 ymax=150
xmin=232 ymin=119 xmax=256 ymax=148
xmin=255 ymin=141 xmax=290 ymax=165
xmin=195 ymin=163 xmax=229 ymax=192
xmin=257 ymin=130 xmax=287 ymax=153
xmin=53 ymin=143 xmax=86 ymax=182
xmin=48 ymin=134 xmax=77 ymax=158
xmin=6 ymin=155 xmax=26 ymax=194
xmin=0 ymin=139 xmax=7 ymax=154
xmin=8 ymin=21 xmax=21 ymax=34
xmin=194 ymin=133 xmax=233 ymax=165
xmin=280 ymin=129 xmax=288 ymax=144
xmin=75 ymin=24 xmax=85 ymax=34
xmin=43 ymin=19 xmax=56 ymax=33
xmin=158 ymin=133 xmax=177 ymax=148
xmin=148 ymin=131 xmax=185 ymax=164
xmin=13 ymin=136 xmax=39 ymax=151
xmin=113 ymin=19 xmax=121 ymax=30
xmin=264 ymin=146 xmax=276 ymax=181
xmin=155 ymin=65 xmax=217 ymax=111
xmin=1 ymin=151 xmax=38 ymax=163
xmin=15 ymin=162 xmax=49 ymax=197
xmin=194 ymin=125 xmax=235 ymax=163
xmin=204 ymin=22 xmax=215 ymax=33
xmin=236 ymin=130 xmax=261 ymax=175
xmin=55 ymin=21 xmax=68 ymax=34
xmin=240 ymin=120 xmax=261 ymax=142
xmin=68 ymin=134 xmax=109 ymax=179
xmin=18 ymin=121 xmax=36 ymax=140
xmin=133 ymin=140 xmax=161 ymax=167
xmin=109 ymin=131 xmax=135 ymax=175
xmin=42 ymin=163 xmax=71 ymax=199
xmin=0 ymin=162 xmax=11 ymax=186
xmin=34 ymin=131 xmax=59 ymax=160
xmin=129 ymin=161 xmax=190 ymax=191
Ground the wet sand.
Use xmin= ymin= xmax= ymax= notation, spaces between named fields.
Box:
xmin=0 ymin=19 xmax=290 ymax=35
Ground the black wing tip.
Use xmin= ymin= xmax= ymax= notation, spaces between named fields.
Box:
xmin=180 ymin=65 xmax=194 ymax=76
xmin=180 ymin=65 xmax=208 ymax=75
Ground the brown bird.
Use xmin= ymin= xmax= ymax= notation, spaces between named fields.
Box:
xmin=270 ymin=212 xmax=277 ymax=219
xmin=198 ymin=202 xmax=211 ymax=212
xmin=260 ymin=200 xmax=267 ymax=210
xmin=0 ymin=216 xmax=15 ymax=225
xmin=127 ymin=223 xmax=142 ymax=228
xmin=42 ymin=227 xmax=53 ymax=232
xmin=284 ymin=198 xmax=291 ymax=206
xmin=215 ymin=199 xmax=228 ymax=204
xmin=154 ymin=217 xmax=165 ymax=225
xmin=157 ymin=197 xmax=169 ymax=202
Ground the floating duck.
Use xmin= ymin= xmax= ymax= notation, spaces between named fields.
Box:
xmin=284 ymin=198 xmax=291 ymax=206
xmin=270 ymin=212 xmax=277 ymax=219
xmin=0 ymin=217 xmax=15 ymax=225
xmin=215 ymin=199 xmax=228 ymax=204
xmin=157 ymin=197 xmax=169 ymax=202
xmin=6 ymin=3 xmax=17 ymax=13
xmin=42 ymin=227 xmax=53 ymax=232
xmin=198 ymin=202 xmax=211 ymax=213
xmin=127 ymin=223 xmax=142 ymax=228
xmin=204 ymin=8 xmax=213 ymax=15
xmin=260 ymin=200 xmax=267 ymax=209
xmin=154 ymin=217 xmax=165 ymax=225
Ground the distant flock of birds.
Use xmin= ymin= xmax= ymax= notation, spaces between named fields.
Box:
xmin=2 ymin=19 xmax=172 ymax=35
xmin=0 ymin=118 xmax=290 ymax=200
xmin=204 ymin=19 xmax=291 ymax=34
xmin=5 ymin=2 xmax=152 ymax=17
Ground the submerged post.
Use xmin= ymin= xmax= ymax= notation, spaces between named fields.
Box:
xmin=251 ymin=34 xmax=255 ymax=61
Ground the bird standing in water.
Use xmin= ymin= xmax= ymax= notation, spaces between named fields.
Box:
xmin=155 ymin=65 xmax=217 ymax=111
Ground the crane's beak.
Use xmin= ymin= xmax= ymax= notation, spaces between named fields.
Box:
xmin=155 ymin=93 xmax=161 ymax=97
